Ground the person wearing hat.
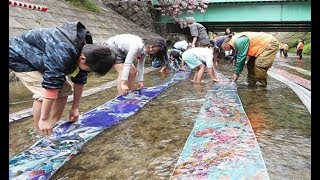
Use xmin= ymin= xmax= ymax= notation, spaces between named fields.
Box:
xmin=185 ymin=17 xmax=211 ymax=48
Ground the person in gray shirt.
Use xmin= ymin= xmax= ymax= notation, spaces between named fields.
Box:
xmin=185 ymin=17 xmax=210 ymax=48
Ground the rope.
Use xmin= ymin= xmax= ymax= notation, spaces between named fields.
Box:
xmin=9 ymin=0 xmax=48 ymax=12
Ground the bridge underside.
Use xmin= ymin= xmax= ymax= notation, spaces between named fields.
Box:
xmin=202 ymin=21 xmax=311 ymax=32
xmin=156 ymin=20 xmax=310 ymax=37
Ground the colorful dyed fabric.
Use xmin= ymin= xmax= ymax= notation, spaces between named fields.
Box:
xmin=275 ymin=61 xmax=311 ymax=76
xmin=267 ymin=69 xmax=310 ymax=114
xmin=170 ymin=71 xmax=269 ymax=179
xmin=269 ymin=67 xmax=310 ymax=90
xmin=9 ymin=69 xmax=191 ymax=180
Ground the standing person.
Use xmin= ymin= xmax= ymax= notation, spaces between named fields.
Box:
xmin=9 ymin=22 xmax=116 ymax=136
xmin=185 ymin=17 xmax=211 ymax=48
xmin=283 ymin=43 xmax=289 ymax=58
xmin=221 ymin=32 xmax=279 ymax=87
xmin=296 ymin=39 xmax=304 ymax=59
xmin=104 ymin=34 xmax=168 ymax=95
xmin=182 ymin=46 xmax=219 ymax=83
xmin=224 ymin=28 xmax=233 ymax=35
xmin=279 ymin=41 xmax=284 ymax=57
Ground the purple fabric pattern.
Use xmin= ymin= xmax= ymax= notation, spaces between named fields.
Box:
xmin=9 ymin=69 xmax=191 ymax=180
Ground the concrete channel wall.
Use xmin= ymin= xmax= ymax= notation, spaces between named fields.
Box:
xmin=9 ymin=0 xmax=162 ymax=42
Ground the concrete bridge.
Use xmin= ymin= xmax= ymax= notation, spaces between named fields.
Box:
xmin=152 ymin=0 xmax=311 ymax=33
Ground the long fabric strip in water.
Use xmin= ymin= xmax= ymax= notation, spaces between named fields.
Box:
xmin=275 ymin=61 xmax=311 ymax=76
xmin=9 ymin=68 xmax=191 ymax=180
xmin=275 ymin=56 xmax=311 ymax=76
xmin=9 ymin=67 xmax=159 ymax=123
xmin=170 ymin=70 xmax=269 ymax=179
xmin=268 ymin=69 xmax=311 ymax=114
xmin=269 ymin=67 xmax=311 ymax=90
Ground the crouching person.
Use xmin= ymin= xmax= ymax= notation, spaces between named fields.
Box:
xmin=221 ymin=32 xmax=279 ymax=87
xmin=9 ymin=22 xmax=116 ymax=136
xmin=182 ymin=46 xmax=219 ymax=83
xmin=159 ymin=50 xmax=181 ymax=74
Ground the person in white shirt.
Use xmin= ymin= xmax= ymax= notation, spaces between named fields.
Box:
xmin=182 ymin=46 xmax=219 ymax=83
xmin=105 ymin=34 xmax=167 ymax=95
xmin=173 ymin=40 xmax=190 ymax=51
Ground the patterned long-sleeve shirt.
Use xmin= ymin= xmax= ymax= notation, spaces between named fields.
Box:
xmin=9 ymin=22 xmax=91 ymax=89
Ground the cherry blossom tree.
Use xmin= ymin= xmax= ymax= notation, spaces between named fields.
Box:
xmin=156 ymin=0 xmax=209 ymax=28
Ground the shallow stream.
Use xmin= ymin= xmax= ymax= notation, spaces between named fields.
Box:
xmin=9 ymin=52 xmax=311 ymax=179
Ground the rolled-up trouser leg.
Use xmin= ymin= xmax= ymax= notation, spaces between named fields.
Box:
xmin=254 ymin=38 xmax=279 ymax=84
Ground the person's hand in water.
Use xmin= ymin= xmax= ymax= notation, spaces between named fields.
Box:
xmin=230 ymin=80 xmax=238 ymax=89
xmin=121 ymin=82 xmax=129 ymax=95
xmin=136 ymin=81 xmax=144 ymax=90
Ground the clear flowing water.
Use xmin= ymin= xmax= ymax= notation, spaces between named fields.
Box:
xmin=9 ymin=53 xmax=311 ymax=179
xmin=272 ymin=52 xmax=311 ymax=81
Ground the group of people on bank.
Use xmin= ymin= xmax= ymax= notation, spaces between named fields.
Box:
xmin=10 ymin=16 xmax=292 ymax=136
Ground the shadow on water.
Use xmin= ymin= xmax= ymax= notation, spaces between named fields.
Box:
xmin=9 ymin=56 xmax=311 ymax=179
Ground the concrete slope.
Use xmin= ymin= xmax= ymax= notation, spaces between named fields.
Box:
xmin=9 ymin=0 xmax=161 ymax=42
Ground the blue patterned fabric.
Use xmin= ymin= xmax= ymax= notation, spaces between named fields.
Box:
xmin=9 ymin=69 xmax=191 ymax=180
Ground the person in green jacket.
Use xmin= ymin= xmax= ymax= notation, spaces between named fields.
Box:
xmin=221 ymin=32 xmax=279 ymax=87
